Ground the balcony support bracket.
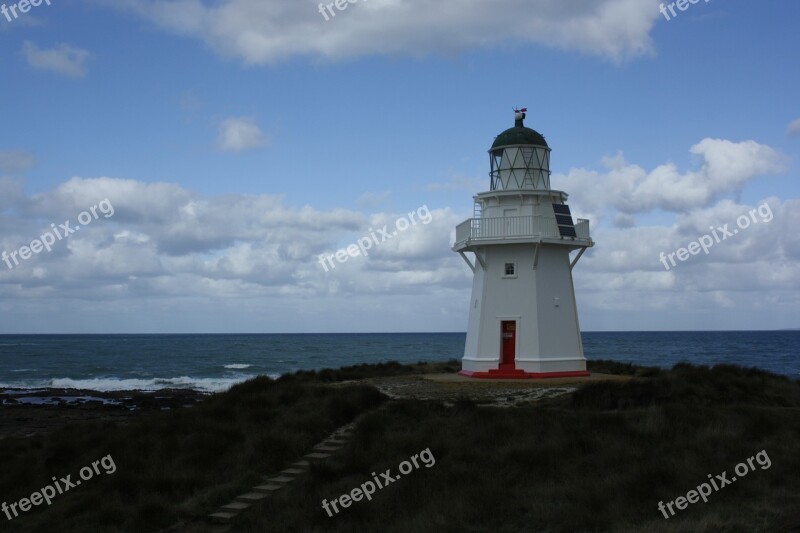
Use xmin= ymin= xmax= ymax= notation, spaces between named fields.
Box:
xmin=570 ymin=247 xmax=587 ymax=271
xmin=458 ymin=251 xmax=476 ymax=273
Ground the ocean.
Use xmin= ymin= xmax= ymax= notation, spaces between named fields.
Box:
xmin=0 ymin=331 xmax=797 ymax=393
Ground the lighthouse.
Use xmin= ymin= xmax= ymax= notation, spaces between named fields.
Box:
xmin=453 ymin=109 xmax=594 ymax=378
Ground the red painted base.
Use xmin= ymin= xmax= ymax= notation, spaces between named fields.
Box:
xmin=458 ymin=368 xmax=591 ymax=379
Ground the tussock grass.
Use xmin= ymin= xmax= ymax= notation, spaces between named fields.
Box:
xmin=2 ymin=360 xmax=798 ymax=532
xmin=0 ymin=378 xmax=384 ymax=533
xmin=280 ymin=359 xmax=460 ymax=382
xmin=230 ymin=362 xmax=800 ymax=533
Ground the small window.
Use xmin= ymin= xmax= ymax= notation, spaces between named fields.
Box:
xmin=504 ymin=262 xmax=516 ymax=278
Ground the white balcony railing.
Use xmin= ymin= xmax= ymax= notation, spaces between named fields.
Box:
xmin=455 ymin=215 xmax=591 ymax=247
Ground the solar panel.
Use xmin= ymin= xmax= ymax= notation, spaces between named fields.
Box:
xmin=555 ymin=214 xmax=574 ymax=226
xmin=553 ymin=203 xmax=576 ymax=238
xmin=558 ymin=226 xmax=577 ymax=238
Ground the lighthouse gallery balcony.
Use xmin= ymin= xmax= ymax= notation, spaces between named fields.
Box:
xmin=453 ymin=215 xmax=592 ymax=250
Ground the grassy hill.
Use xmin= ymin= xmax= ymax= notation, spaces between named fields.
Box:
xmin=1 ymin=360 xmax=798 ymax=532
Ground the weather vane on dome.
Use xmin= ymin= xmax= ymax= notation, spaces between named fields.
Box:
xmin=513 ymin=107 xmax=527 ymax=126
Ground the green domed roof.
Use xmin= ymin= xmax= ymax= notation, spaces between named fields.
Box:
xmin=491 ymin=112 xmax=548 ymax=149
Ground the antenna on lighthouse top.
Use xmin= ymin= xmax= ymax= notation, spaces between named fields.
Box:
xmin=514 ymin=107 xmax=527 ymax=127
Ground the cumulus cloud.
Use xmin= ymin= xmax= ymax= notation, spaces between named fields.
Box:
xmin=0 ymin=177 xmax=459 ymax=300
xmin=558 ymin=139 xmax=786 ymax=215
xmin=582 ymin=198 xmax=786 ymax=275
xmin=216 ymin=117 xmax=269 ymax=152
xmin=103 ymin=0 xmax=660 ymax=65
xmin=1 ymin=137 xmax=797 ymax=332
xmin=22 ymin=41 xmax=91 ymax=78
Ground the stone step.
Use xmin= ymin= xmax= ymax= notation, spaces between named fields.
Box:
xmin=314 ymin=445 xmax=342 ymax=452
xmin=236 ymin=492 xmax=269 ymax=503
xmin=253 ymin=483 xmax=283 ymax=493
xmin=221 ymin=502 xmax=251 ymax=512
xmin=305 ymin=452 xmax=332 ymax=460
xmin=208 ymin=512 xmax=237 ymax=523
xmin=265 ymin=475 xmax=294 ymax=484
xmin=205 ymin=422 xmax=367 ymax=525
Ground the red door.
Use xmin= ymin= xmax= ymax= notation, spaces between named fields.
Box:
xmin=501 ymin=321 xmax=516 ymax=368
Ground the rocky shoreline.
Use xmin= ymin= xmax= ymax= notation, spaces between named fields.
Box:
xmin=0 ymin=388 xmax=210 ymax=439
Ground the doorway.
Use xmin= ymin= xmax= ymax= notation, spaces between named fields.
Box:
xmin=501 ymin=321 xmax=516 ymax=368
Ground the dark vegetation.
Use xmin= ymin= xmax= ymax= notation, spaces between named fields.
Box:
xmin=232 ymin=362 xmax=800 ymax=533
xmin=0 ymin=378 xmax=383 ymax=532
xmin=281 ymin=359 xmax=461 ymax=382
xmin=1 ymin=359 xmax=798 ymax=532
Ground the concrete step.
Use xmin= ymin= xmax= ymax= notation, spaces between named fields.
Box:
xmin=221 ymin=502 xmax=251 ymax=512
xmin=208 ymin=512 xmax=237 ymax=524
xmin=236 ymin=492 xmax=269 ymax=503
xmin=253 ymin=483 xmax=284 ymax=494
xmin=305 ymin=452 xmax=332 ymax=460
xmin=204 ymin=421 xmax=374 ymax=526
xmin=265 ymin=475 xmax=294 ymax=484
xmin=314 ymin=445 xmax=342 ymax=452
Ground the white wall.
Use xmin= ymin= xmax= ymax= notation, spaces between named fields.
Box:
xmin=462 ymin=242 xmax=586 ymax=373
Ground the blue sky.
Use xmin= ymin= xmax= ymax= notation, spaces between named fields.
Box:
xmin=0 ymin=0 xmax=798 ymax=333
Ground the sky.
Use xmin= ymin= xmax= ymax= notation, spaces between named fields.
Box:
xmin=0 ymin=0 xmax=798 ymax=333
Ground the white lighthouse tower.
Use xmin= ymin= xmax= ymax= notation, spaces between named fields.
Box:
xmin=453 ymin=109 xmax=594 ymax=378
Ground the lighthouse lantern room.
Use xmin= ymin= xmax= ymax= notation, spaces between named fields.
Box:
xmin=453 ymin=109 xmax=594 ymax=378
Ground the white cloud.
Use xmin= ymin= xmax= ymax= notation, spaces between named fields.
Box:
xmin=105 ymin=0 xmax=660 ymax=65
xmin=1 ymin=144 xmax=798 ymax=332
xmin=559 ymin=139 xmax=786 ymax=215
xmin=216 ymin=116 xmax=269 ymax=152
xmin=22 ymin=41 xmax=91 ymax=78
xmin=787 ymin=117 xmax=800 ymax=137
xmin=1 ymin=177 xmax=455 ymax=296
